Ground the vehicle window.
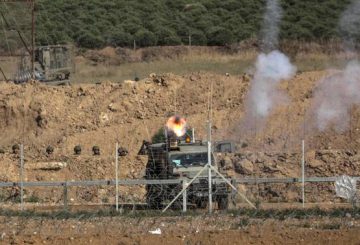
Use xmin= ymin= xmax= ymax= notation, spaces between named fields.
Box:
xmin=172 ymin=159 xmax=181 ymax=167
xmin=170 ymin=153 xmax=210 ymax=167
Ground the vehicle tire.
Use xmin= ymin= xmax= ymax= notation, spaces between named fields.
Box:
xmin=146 ymin=184 xmax=163 ymax=210
xmin=147 ymin=196 xmax=162 ymax=209
xmin=172 ymin=199 xmax=183 ymax=210
xmin=217 ymin=196 xmax=229 ymax=210
xmin=196 ymin=199 xmax=207 ymax=209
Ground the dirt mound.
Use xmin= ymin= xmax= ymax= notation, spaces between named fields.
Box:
xmin=0 ymin=70 xmax=359 ymax=203
xmin=221 ymin=149 xmax=360 ymax=203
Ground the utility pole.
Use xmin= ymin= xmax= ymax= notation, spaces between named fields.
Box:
xmin=1 ymin=0 xmax=35 ymax=79
xmin=0 ymin=1 xmax=32 ymax=57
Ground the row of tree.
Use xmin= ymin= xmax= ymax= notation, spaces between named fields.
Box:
xmin=1 ymin=0 xmax=358 ymax=49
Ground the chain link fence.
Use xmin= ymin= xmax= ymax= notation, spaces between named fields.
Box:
xmin=0 ymin=142 xmax=359 ymax=214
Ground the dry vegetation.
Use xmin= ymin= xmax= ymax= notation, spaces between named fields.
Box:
xmin=71 ymin=46 xmax=357 ymax=83
xmin=1 ymin=45 xmax=357 ymax=83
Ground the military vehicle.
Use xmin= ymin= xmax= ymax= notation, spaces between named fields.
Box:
xmin=139 ymin=133 xmax=234 ymax=210
xmin=13 ymin=45 xmax=73 ymax=83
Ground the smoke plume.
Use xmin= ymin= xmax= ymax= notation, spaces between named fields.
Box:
xmin=339 ymin=0 xmax=360 ymax=51
xmin=247 ymin=51 xmax=296 ymax=119
xmin=312 ymin=61 xmax=360 ymax=132
xmin=311 ymin=0 xmax=360 ymax=132
xmin=260 ymin=0 xmax=283 ymax=52
xmin=243 ymin=0 xmax=296 ymax=128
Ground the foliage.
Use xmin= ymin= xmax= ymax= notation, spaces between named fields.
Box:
xmin=134 ymin=29 xmax=157 ymax=47
xmin=0 ymin=207 xmax=358 ymax=220
xmin=27 ymin=195 xmax=41 ymax=203
xmin=77 ymin=30 xmax=105 ymax=49
xmin=0 ymin=0 xmax=356 ymax=49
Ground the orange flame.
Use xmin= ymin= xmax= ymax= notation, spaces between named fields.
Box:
xmin=166 ymin=115 xmax=187 ymax=137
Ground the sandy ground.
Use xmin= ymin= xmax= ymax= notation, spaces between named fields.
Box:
xmin=0 ymin=70 xmax=359 ymax=244
xmin=0 ymin=213 xmax=359 ymax=245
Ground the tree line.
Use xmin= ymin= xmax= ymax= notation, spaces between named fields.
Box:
xmin=1 ymin=0 xmax=357 ymax=50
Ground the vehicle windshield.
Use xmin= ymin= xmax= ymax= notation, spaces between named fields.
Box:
xmin=170 ymin=152 xmax=209 ymax=167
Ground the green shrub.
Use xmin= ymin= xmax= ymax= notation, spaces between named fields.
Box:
xmin=189 ymin=30 xmax=208 ymax=45
xmin=108 ymin=30 xmax=133 ymax=47
xmin=155 ymin=27 xmax=182 ymax=45
xmin=134 ymin=29 xmax=157 ymax=47
xmin=27 ymin=195 xmax=41 ymax=203
xmin=77 ymin=31 xmax=105 ymax=49
xmin=207 ymin=27 xmax=235 ymax=46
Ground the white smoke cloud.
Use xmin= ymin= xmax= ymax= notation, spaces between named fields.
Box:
xmin=339 ymin=0 xmax=360 ymax=51
xmin=311 ymin=0 xmax=360 ymax=132
xmin=313 ymin=61 xmax=360 ymax=131
xmin=249 ymin=51 xmax=296 ymax=118
xmin=261 ymin=0 xmax=283 ymax=52
xmin=242 ymin=0 xmax=296 ymax=128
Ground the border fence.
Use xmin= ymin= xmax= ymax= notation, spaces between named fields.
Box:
xmin=2 ymin=175 xmax=359 ymax=213
xmin=0 ymin=141 xmax=359 ymax=214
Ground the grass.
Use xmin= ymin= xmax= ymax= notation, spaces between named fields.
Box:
xmin=27 ymin=195 xmax=41 ymax=203
xmin=228 ymin=207 xmax=360 ymax=220
xmin=1 ymin=47 xmax=358 ymax=83
xmin=0 ymin=207 xmax=358 ymax=221
xmin=71 ymin=51 xmax=356 ymax=83
xmin=231 ymin=218 xmax=250 ymax=229
xmin=0 ymin=208 xmax=200 ymax=220
xmin=319 ymin=223 xmax=341 ymax=230
xmin=297 ymin=221 xmax=341 ymax=230
xmin=72 ymin=51 xmax=256 ymax=83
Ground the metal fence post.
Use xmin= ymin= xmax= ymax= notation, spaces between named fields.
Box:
xmin=115 ymin=142 xmax=119 ymax=212
xmin=63 ymin=182 xmax=68 ymax=211
xmin=182 ymin=179 xmax=187 ymax=213
xmin=20 ymin=144 xmax=24 ymax=211
xmin=208 ymin=162 xmax=212 ymax=213
xmin=301 ymin=140 xmax=305 ymax=208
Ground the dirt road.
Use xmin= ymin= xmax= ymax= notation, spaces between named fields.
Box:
xmin=0 ymin=212 xmax=359 ymax=245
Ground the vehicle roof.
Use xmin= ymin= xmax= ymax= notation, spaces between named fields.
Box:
xmin=149 ymin=142 xmax=208 ymax=153
xmin=173 ymin=144 xmax=207 ymax=154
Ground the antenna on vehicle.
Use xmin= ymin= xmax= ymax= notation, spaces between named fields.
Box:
xmin=31 ymin=0 xmax=35 ymax=79
xmin=164 ymin=126 xmax=168 ymax=152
